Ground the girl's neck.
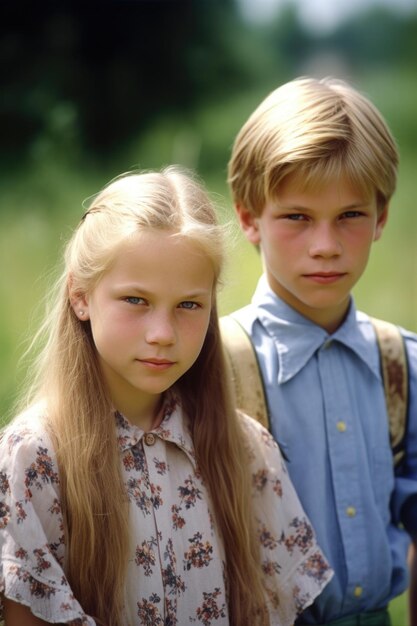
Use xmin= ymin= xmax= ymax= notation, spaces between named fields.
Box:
xmin=116 ymin=394 xmax=164 ymax=431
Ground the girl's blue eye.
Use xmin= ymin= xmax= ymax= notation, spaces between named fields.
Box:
xmin=179 ymin=301 xmax=199 ymax=310
xmin=125 ymin=296 xmax=145 ymax=305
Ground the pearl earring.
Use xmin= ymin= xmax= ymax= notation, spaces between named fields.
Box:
xmin=79 ymin=310 xmax=85 ymax=317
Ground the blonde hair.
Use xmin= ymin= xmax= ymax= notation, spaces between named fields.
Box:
xmin=228 ymin=76 xmax=399 ymax=215
xmin=16 ymin=167 xmax=268 ymax=626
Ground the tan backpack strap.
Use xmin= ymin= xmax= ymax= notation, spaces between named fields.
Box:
xmin=220 ymin=315 xmax=269 ymax=430
xmin=371 ymin=317 xmax=409 ymax=468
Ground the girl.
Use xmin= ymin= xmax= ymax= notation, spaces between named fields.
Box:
xmin=0 ymin=167 xmax=332 ymax=626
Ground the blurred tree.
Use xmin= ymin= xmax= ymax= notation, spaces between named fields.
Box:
xmin=0 ymin=0 xmax=258 ymax=168
xmin=326 ymin=8 xmax=417 ymax=70
xmin=264 ymin=4 xmax=315 ymax=78
xmin=260 ymin=4 xmax=417 ymax=80
xmin=1 ymin=1 xmax=416 ymax=170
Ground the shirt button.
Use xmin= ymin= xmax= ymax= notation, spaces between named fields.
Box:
xmin=346 ymin=506 xmax=356 ymax=517
xmin=354 ymin=586 xmax=363 ymax=597
xmin=323 ymin=340 xmax=332 ymax=349
xmin=144 ymin=433 xmax=156 ymax=446
xmin=336 ymin=421 xmax=347 ymax=432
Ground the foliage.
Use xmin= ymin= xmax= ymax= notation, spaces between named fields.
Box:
xmin=0 ymin=0 xmax=262 ymax=168
xmin=3 ymin=1 xmax=416 ymax=172
xmin=326 ymin=8 xmax=417 ymax=71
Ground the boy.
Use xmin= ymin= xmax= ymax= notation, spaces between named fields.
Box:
xmin=226 ymin=77 xmax=417 ymax=625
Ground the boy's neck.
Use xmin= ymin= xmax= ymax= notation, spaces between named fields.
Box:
xmin=310 ymin=305 xmax=350 ymax=334
xmin=266 ymin=277 xmax=351 ymax=334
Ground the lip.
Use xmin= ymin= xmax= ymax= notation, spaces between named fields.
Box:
xmin=303 ymin=272 xmax=347 ymax=284
xmin=138 ymin=358 xmax=176 ymax=370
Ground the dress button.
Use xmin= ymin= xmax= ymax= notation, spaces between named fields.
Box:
xmin=346 ymin=506 xmax=356 ymax=517
xmin=336 ymin=421 xmax=347 ymax=432
xmin=354 ymin=585 xmax=363 ymax=597
xmin=144 ymin=433 xmax=156 ymax=446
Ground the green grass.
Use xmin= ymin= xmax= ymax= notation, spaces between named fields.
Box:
xmin=390 ymin=591 xmax=408 ymax=625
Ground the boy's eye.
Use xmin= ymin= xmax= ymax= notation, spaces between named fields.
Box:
xmin=125 ymin=296 xmax=146 ymax=305
xmin=178 ymin=301 xmax=200 ymax=310
xmin=285 ymin=213 xmax=306 ymax=221
xmin=342 ymin=210 xmax=363 ymax=219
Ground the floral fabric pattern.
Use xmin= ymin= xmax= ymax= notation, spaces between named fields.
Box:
xmin=0 ymin=403 xmax=332 ymax=625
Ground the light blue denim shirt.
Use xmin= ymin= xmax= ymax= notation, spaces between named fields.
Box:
xmin=232 ymin=275 xmax=417 ymax=624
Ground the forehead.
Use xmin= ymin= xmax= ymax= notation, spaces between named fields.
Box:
xmin=101 ymin=230 xmax=216 ymax=291
xmin=275 ymin=171 xmax=373 ymax=206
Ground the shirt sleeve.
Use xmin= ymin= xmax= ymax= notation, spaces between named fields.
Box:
xmin=0 ymin=418 xmax=95 ymax=625
xmin=240 ymin=412 xmax=333 ymax=626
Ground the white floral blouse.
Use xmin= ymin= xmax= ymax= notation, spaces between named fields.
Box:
xmin=0 ymin=399 xmax=332 ymax=625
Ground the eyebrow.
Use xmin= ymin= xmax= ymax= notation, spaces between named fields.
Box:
xmin=116 ymin=284 xmax=213 ymax=298
xmin=277 ymin=201 xmax=370 ymax=211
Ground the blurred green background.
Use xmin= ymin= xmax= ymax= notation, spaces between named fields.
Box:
xmin=1 ymin=2 xmax=416 ymax=619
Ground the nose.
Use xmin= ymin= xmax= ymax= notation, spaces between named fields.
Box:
xmin=145 ymin=311 xmax=176 ymax=346
xmin=309 ymin=223 xmax=342 ymax=258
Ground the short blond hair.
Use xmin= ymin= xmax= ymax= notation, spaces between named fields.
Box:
xmin=228 ymin=76 xmax=399 ymax=215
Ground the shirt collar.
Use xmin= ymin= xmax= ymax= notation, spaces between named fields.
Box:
xmin=115 ymin=394 xmax=196 ymax=466
xmin=251 ymin=275 xmax=381 ymax=384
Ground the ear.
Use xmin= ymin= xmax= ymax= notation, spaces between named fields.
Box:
xmin=374 ymin=204 xmax=389 ymax=242
xmin=68 ymin=274 xmax=90 ymax=321
xmin=235 ymin=203 xmax=261 ymax=245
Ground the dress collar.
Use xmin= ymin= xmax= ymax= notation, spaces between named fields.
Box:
xmin=251 ymin=275 xmax=381 ymax=384
xmin=115 ymin=394 xmax=196 ymax=465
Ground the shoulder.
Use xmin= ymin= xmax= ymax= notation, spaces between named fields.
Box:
xmin=396 ymin=326 xmax=417 ymax=373
xmin=357 ymin=314 xmax=417 ymax=390
xmin=223 ymin=306 xmax=273 ymax=356
xmin=238 ymin=409 xmax=272 ymax=439
xmin=238 ymin=411 xmax=283 ymax=467
xmin=356 ymin=311 xmax=417 ymax=344
xmin=400 ymin=327 xmax=417 ymax=348
xmin=400 ymin=328 xmax=417 ymax=384
xmin=226 ymin=305 xmax=259 ymax=332
xmin=361 ymin=313 xmax=417 ymax=361
xmin=1 ymin=403 xmax=56 ymax=473
xmin=356 ymin=312 xmax=417 ymax=356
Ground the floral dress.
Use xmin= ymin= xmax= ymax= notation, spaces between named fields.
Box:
xmin=0 ymin=400 xmax=332 ymax=625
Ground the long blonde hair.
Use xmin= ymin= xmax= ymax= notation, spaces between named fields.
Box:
xmin=17 ymin=167 xmax=268 ymax=625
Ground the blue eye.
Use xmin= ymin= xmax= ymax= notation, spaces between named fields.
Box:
xmin=179 ymin=301 xmax=199 ymax=310
xmin=125 ymin=296 xmax=145 ymax=305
